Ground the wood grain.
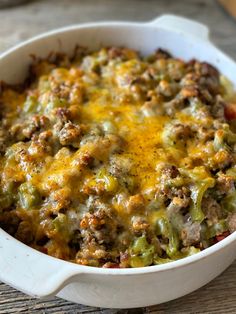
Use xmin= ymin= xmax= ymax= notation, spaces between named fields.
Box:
xmin=0 ymin=0 xmax=236 ymax=312
xmin=218 ymin=0 xmax=236 ymax=19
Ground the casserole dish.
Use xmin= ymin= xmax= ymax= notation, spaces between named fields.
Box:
xmin=0 ymin=14 xmax=236 ymax=308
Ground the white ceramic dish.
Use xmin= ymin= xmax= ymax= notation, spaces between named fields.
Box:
xmin=0 ymin=14 xmax=236 ymax=309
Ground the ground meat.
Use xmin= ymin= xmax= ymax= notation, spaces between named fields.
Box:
xmin=179 ymin=85 xmax=199 ymax=99
xmin=49 ymin=187 xmax=72 ymax=214
xmin=160 ymin=164 xmax=180 ymax=180
xmin=25 ymin=115 xmax=50 ymax=139
xmin=170 ymin=123 xmax=192 ymax=141
xmin=181 ymin=222 xmax=201 ymax=246
xmin=215 ymin=173 xmax=235 ymax=197
xmin=75 ymin=151 xmax=94 ymax=168
xmin=212 ymin=150 xmax=233 ymax=170
xmin=76 ymin=238 xmax=108 ymax=265
xmin=194 ymin=62 xmax=220 ymax=95
xmin=157 ymin=80 xmax=179 ymax=98
xmin=107 ymin=47 xmax=126 ymax=60
xmin=58 ymin=121 xmax=82 ymax=147
xmin=212 ymin=97 xmax=226 ymax=121
xmin=51 ymin=82 xmax=71 ymax=101
xmin=196 ymin=126 xmax=214 ymax=142
xmin=163 ymin=98 xmax=186 ymax=116
xmin=28 ymin=134 xmax=53 ymax=156
xmin=131 ymin=216 xmax=149 ymax=234
xmin=224 ymin=102 xmax=236 ymax=121
xmin=38 ymin=130 xmax=53 ymax=142
xmin=109 ymin=155 xmax=133 ymax=177
xmin=107 ymin=47 xmax=138 ymax=61
xmin=0 ymin=127 xmax=8 ymax=154
xmin=178 ymin=60 xmax=221 ymax=107
xmin=167 ymin=196 xmax=190 ymax=215
xmin=156 ymin=164 xmax=189 ymax=206
xmin=91 ymin=134 xmax=125 ymax=160
xmin=102 ymin=262 xmax=120 ymax=268
xmin=80 ymin=204 xmax=119 ymax=247
xmin=141 ymin=93 xmax=165 ymax=117
xmin=197 ymin=62 xmax=219 ymax=77
xmin=157 ymin=185 xmax=191 ymax=207
xmin=187 ymin=60 xmax=220 ymax=93
xmin=227 ymin=213 xmax=236 ymax=233
xmin=9 ymin=115 xmax=50 ymax=142
xmin=56 ymin=107 xmax=71 ymax=122
xmin=202 ymin=197 xmax=222 ymax=226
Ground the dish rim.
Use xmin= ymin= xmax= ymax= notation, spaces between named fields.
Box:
xmin=1 ymin=226 xmax=236 ymax=275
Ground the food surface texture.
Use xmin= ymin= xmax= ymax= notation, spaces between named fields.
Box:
xmin=0 ymin=47 xmax=236 ymax=268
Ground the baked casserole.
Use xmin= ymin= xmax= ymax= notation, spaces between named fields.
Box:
xmin=0 ymin=47 xmax=236 ymax=268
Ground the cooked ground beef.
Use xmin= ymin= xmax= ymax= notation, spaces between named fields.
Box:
xmin=181 ymin=222 xmax=201 ymax=246
xmin=202 ymin=197 xmax=222 ymax=226
xmin=58 ymin=121 xmax=82 ymax=147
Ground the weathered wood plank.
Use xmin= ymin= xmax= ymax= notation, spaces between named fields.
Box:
xmin=0 ymin=0 xmax=236 ymax=312
xmin=1 ymin=261 xmax=236 ymax=313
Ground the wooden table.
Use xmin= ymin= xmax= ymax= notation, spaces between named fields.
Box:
xmin=0 ymin=0 xmax=236 ymax=312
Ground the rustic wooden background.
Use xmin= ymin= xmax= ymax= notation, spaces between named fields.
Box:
xmin=0 ymin=0 xmax=236 ymax=313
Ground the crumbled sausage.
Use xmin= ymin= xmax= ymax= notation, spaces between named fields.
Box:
xmin=58 ymin=121 xmax=82 ymax=147
xmin=131 ymin=216 xmax=149 ymax=234
xmin=172 ymin=123 xmax=192 ymax=140
xmin=212 ymin=150 xmax=233 ymax=170
xmin=202 ymin=197 xmax=222 ymax=226
xmin=216 ymin=173 xmax=235 ymax=197
xmin=167 ymin=196 xmax=190 ymax=215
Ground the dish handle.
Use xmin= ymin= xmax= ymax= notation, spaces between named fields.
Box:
xmin=148 ymin=14 xmax=209 ymax=42
xmin=0 ymin=229 xmax=80 ymax=298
